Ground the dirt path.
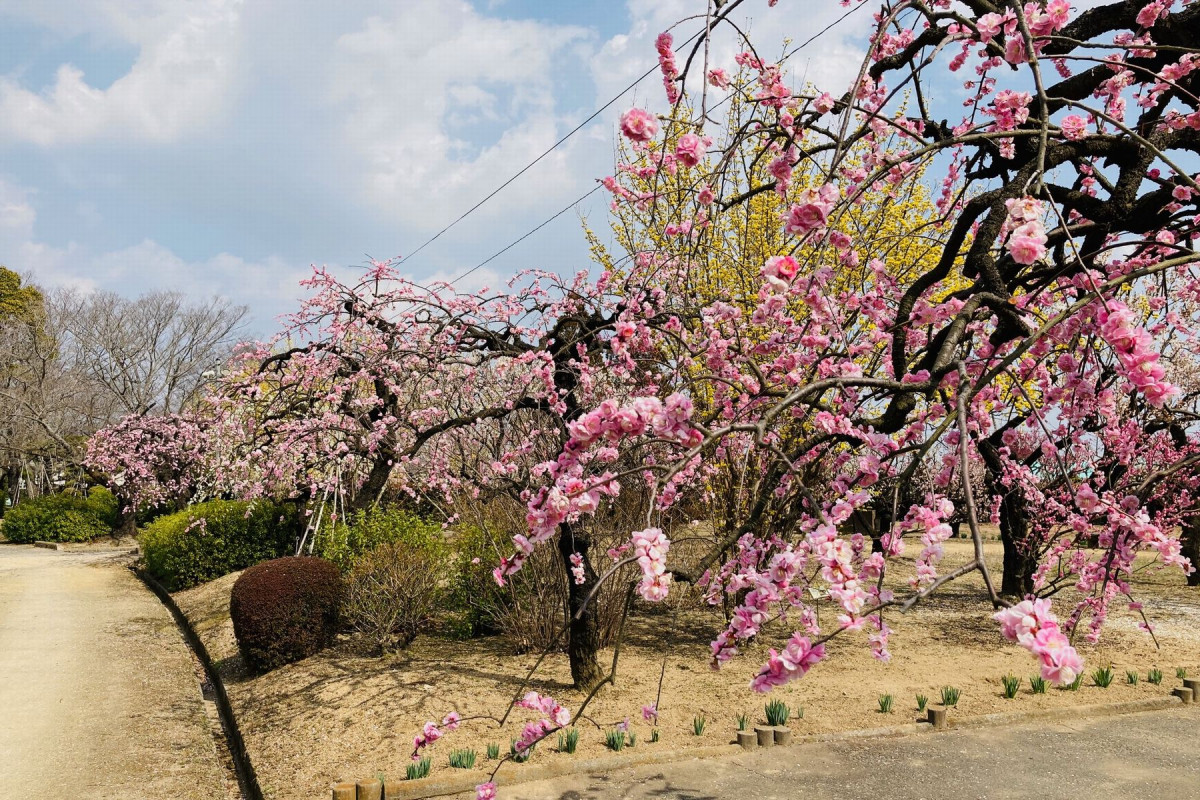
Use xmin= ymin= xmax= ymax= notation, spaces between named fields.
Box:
xmin=496 ymin=705 xmax=1200 ymax=799
xmin=0 ymin=545 xmax=231 ymax=799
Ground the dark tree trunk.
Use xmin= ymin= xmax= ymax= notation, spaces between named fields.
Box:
xmin=997 ymin=493 xmax=1035 ymax=597
xmin=979 ymin=438 xmax=1036 ymax=598
xmin=1182 ymin=517 xmax=1200 ymax=588
xmin=115 ymin=503 xmax=137 ymax=538
xmin=557 ymin=523 xmax=604 ymax=691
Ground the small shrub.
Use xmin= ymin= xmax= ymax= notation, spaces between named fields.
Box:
xmin=1030 ymin=675 xmax=1048 ymax=694
xmin=449 ymin=513 xmax=631 ymax=652
xmin=1148 ymin=668 xmax=1164 ymax=685
xmin=1177 ymin=667 xmax=1189 ymax=680
xmin=1126 ymin=670 xmax=1139 ymax=685
xmin=940 ymin=686 xmax=961 ymax=707
xmin=692 ymin=715 xmax=706 ymax=736
xmin=736 ymin=712 xmax=749 ymax=731
xmin=1002 ymin=675 xmax=1021 ymax=699
xmin=84 ymin=486 xmax=119 ymax=528
xmin=486 ymin=743 xmax=500 ymax=760
xmin=230 ymin=556 xmax=342 ymax=672
xmin=342 ymin=538 xmax=447 ymax=654
xmin=916 ymin=694 xmax=928 ymax=712
xmin=448 ymin=749 xmax=477 ymax=769
xmin=1092 ymin=665 xmax=1115 ymax=688
xmin=877 ymin=694 xmax=894 ymax=713
xmin=406 ymin=757 xmax=431 ymax=780
xmin=605 ymin=728 xmax=627 ymax=751
xmin=2 ymin=492 xmax=114 ymax=543
xmin=314 ymin=505 xmax=444 ymax=572
xmin=765 ymin=699 xmax=790 ymax=726
xmin=141 ymin=499 xmax=297 ymax=590
xmin=558 ymin=728 xmax=579 ymax=754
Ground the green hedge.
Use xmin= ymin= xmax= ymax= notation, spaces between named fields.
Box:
xmin=313 ymin=504 xmax=446 ymax=572
xmin=140 ymin=499 xmax=298 ymax=591
xmin=1 ymin=490 xmax=116 ymax=543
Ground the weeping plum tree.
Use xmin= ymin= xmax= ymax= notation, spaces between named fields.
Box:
xmin=212 ymin=266 xmax=678 ymax=690
xmin=458 ymin=4 xmax=1200 ymax=791
xmin=82 ymin=2 xmax=1200 ymax=796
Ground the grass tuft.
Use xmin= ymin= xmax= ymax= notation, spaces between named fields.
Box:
xmin=765 ymin=699 xmax=790 ymax=726
xmin=405 ymin=757 xmax=431 ymax=781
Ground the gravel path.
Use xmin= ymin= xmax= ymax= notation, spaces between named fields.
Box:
xmin=499 ymin=705 xmax=1200 ymax=799
xmin=0 ymin=545 xmax=231 ymax=799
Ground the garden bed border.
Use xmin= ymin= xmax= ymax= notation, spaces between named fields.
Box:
xmin=372 ymin=695 xmax=1184 ymax=800
xmin=133 ymin=564 xmax=264 ymax=800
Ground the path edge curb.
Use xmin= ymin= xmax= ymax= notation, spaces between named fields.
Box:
xmin=133 ymin=565 xmax=265 ymax=800
xmin=384 ymin=694 xmax=1184 ymax=800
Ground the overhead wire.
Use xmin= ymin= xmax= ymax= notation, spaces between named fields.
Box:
xmin=421 ymin=4 xmax=871 ymax=285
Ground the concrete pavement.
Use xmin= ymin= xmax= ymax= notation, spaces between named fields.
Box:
xmin=499 ymin=705 xmax=1200 ymax=799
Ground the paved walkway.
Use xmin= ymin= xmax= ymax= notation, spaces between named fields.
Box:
xmin=0 ymin=545 xmax=230 ymax=799
xmin=503 ymin=705 xmax=1200 ymax=799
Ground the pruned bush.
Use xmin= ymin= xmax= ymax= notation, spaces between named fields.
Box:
xmin=230 ymin=556 xmax=342 ymax=672
xmin=343 ymin=537 xmax=448 ymax=654
xmin=312 ymin=504 xmax=444 ymax=572
xmin=1 ymin=491 xmax=115 ymax=543
xmin=140 ymin=499 xmax=297 ymax=590
xmin=84 ymin=486 xmax=119 ymax=529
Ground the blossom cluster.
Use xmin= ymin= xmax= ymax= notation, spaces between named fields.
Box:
xmin=993 ymin=600 xmax=1084 ymax=685
xmin=631 ymin=527 xmax=671 ymax=601
xmin=1095 ymin=300 xmax=1180 ymax=407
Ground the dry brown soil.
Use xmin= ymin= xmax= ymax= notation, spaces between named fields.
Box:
xmin=172 ymin=538 xmax=1200 ymax=800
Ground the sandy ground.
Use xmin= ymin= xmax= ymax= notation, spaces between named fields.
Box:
xmin=0 ymin=545 xmax=232 ymax=800
xmin=173 ymin=540 xmax=1200 ymax=800
xmin=494 ymin=705 xmax=1200 ymax=799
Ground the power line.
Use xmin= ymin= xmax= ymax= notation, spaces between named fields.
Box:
xmin=397 ymin=30 xmax=704 ymax=268
xmin=437 ymin=5 xmax=868 ymax=284
xmin=448 ymin=185 xmax=604 ymax=284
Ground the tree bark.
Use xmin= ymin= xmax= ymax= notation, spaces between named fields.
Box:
xmin=557 ymin=523 xmax=604 ymax=691
xmin=997 ymin=491 xmax=1035 ymax=597
xmin=1181 ymin=517 xmax=1200 ymax=588
xmin=979 ymin=439 xmax=1036 ymax=597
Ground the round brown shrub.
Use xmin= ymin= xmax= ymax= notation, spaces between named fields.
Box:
xmin=230 ymin=556 xmax=342 ymax=672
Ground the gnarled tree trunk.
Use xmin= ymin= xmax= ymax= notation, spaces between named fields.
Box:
xmin=557 ymin=522 xmax=604 ymax=690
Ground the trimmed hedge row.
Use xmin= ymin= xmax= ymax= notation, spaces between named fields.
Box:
xmin=1 ymin=488 xmax=118 ymax=543
xmin=140 ymin=499 xmax=298 ymax=591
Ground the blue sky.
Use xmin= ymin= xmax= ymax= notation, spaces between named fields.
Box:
xmin=0 ymin=0 xmax=871 ymax=336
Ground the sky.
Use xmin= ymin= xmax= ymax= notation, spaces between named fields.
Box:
xmin=0 ymin=0 xmax=875 ymax=336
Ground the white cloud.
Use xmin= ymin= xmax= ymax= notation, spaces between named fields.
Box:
xmin=0 ymin=176 xmax=301 ymax=327
xmin=591 ymin=1 xmax=874 ymax=110
xmin=329 ymin=0 xmax=593 ymax=230
xmin=0 ymin=0 xmax=244 ymax=145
